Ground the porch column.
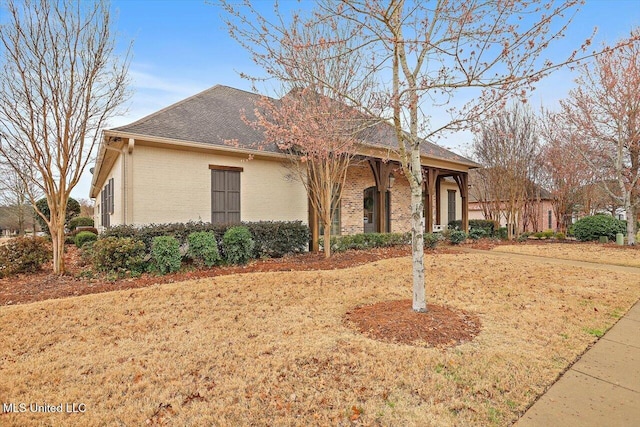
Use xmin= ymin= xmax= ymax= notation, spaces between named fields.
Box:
xmin=368 ymin=159 xmax=392 ymax=233
xmin=423 ymin=167 xmax=439 ymax=233
xmin=435 ymin=175 xmax=442 ymax=226
xmin=453 ymin=172 xmax=470 ymax=232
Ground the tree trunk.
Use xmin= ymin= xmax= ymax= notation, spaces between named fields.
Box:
xmin=322 ymin=215 xmax=331 ymax=259
xmin=626 ymin=204 xmax=636 ymax=245
xmin=410 ymin=152 xmax=426 ymax=312
xmin=49 ymin=208 xmax=66 ymax=275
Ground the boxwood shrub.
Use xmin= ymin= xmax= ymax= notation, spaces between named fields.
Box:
xmin=187 ymin=231 xmax=220 ymax=267
xmin=0 ymin=236 xmax=51 ymax=277
xmin=245 ymin=221 xmax=309 ymax=258
xmin=449 ymin=219 xmax=500 ymax=236
xmin=321 ymin=232 xmax=410 ymax=253
xmin=92 ymin=237 xmax=146 ymax=276
xmin=151 ymin=236 xmax=182 ymax=274
xmin=423 ymin=232 xmax=441 ymax=249
xmin=223 ymin=226 xmax=255 ymax=265
xmin=75 ymin=231 xmax=98 ymax=248
xmin=101 ymin=221 xmax=309 ymax=258
xmin=68 ymin=216 xmax=95 ymax=230
xmin=570 ymin=214 xmax=626 ymax=241
xmin=449 ymin=230 xmax=468 ymax=245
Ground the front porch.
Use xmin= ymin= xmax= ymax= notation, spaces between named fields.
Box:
xmin=309 ymin=158 xmax=470 ymax=250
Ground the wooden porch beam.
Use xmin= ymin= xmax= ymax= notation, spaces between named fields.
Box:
xmin=423 ymin=167 xmax=440 ymax=233
xmin=453 ymin=172 xmax=470 ymax=232
xmin=368 ymin=158 xmax=393 ymax=233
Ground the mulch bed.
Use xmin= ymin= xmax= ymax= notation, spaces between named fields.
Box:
xmin=1 ymin=244 xmax=455 ymax=306
xmin=346 ymin=299 xmax=481 ymax=347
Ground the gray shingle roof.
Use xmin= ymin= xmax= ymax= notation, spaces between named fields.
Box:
xmin=111 ymin=84 xmax=476 ymax=165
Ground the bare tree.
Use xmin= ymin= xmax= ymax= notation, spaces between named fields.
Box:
xmin=0 ymin=159 xmax=40 ymax=235
xmin=539 ymin=110 xmax=594 ymax=232
xmin=473 ymin=103 xmax=540 ymax=239
xmin=221 ymin=0 xmax=633 ymax=312
xmin=557 ymin=30 xmax=640 ymax=244
xmin=76 ymin=198 xmax=95 ymax=218
xmin=0 ymin=0 xmax=131 ymax=273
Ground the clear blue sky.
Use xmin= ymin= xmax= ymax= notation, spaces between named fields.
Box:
xmin=74 ymin=0 xmax=640 ymax=199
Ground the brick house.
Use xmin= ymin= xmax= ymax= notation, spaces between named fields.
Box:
xmin=90 ymin=85 xmax=478 ymax=247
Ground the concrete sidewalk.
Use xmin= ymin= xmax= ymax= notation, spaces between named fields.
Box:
xmin=515 ymin=300 xmax=640 ymax=427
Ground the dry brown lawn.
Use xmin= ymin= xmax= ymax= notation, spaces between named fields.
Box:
xmin=1 ymin=250 xmax=639 ymax=426
xmin=493 ymin=243 xmax=640 ymax=268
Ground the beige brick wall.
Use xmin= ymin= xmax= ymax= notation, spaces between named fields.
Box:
xmin=123 ymin=143 xmax=308 ymax=226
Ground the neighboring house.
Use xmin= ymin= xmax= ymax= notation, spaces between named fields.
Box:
xmin=90 ymin=85 xmax=478 ymax=247
xmin=468 ymin=169 xmax=559 ymax=233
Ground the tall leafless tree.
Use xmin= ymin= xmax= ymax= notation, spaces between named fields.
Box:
xmin=557 ymin=30 xmax=640 ymax=244
xmin=0 ymin=0 xmax=131 ymax=273
xmin=472 ymin=103 xmax=541 ymax=239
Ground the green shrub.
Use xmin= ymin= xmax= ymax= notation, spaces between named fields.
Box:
xmin=187 ymin=231 xmax=220 ymax=267
xmin=151 ymin=236 xmax=182 ymax=274
xmin=449 ymin=230 xmax=467 ymax=245
xmin=571 ymin=215 xmax=626 ymax=241
xmin=75 ymin=231 xmax=98 ymax=248
xmin=554 ymin=232 xmax=566 ymax=240
xmin=223 ymin=226 xmax=255 ymax=265
xmin=468 ymin=228 xmax=487 ymax=240
xmin=496 ymin=227 xmax=508 ymax=240
xmin=68 ymin=216 xmax=94 ymax=230
xmin=423 ymin=232 xmax=441 ymax=249
xmin=542 ymin=229 xmax=555 ymax=239
xmin=92 ymin=237 xmax=146 ymax=276
xmin=321 ymin=232 xmax=411 ymax=253
xmin=101 ymin=221 xmax=309 ymax=258
xmin=448 ymin=219 xmax=499 ymax=236
xmin=66 ymin=227 xmax=99 ymax=245
xmin=533 ymin=232 xmax=545 ymax=239
xmin=246 ymin=221 xmax=309 ymax=258
xmin=79 ymin=241 xmax=95 ymax=266
xmin=35 ymin=197 xmax=81 ymax=234
xmin=0 ymin=236 xmax=51 ymax=277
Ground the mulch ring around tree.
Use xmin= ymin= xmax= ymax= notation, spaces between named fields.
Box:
xmin=345 ymin=299 xmax=481 ymax=348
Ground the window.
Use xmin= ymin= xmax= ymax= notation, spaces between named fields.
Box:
xmin=101 ymin=178 xmax=114 ymax=228
xmin=548 ymin=210 xmax=552 ymax=230
xmin=211 ymin=166 xmax=242 ymax=224
xmin=447 ymin=190 xmax=456 ymax=224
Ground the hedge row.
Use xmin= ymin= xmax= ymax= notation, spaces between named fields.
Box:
xmin=320 ymin=232 xmax=411 ymax=253
xmin=101 ymin=221 xmax=309 ymax=258
xmin=448 ymin=219 xmax=500 ymax=236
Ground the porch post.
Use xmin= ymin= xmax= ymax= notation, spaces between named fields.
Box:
xmin=424 ymin=167 xmax=439 ymax=233
xmin=435 ymin=175 xmax=442 ymax=226
xmin=368 ymin=159 xmax=392 ymax=233
xmin=453 ymin=172 xmax=470 ymax=232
